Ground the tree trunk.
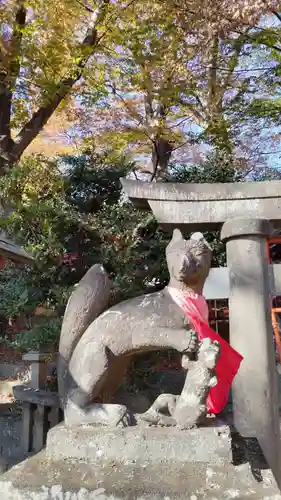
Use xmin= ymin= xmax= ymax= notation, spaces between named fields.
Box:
xmin=0 ymin=0 xmax=110 ymax=173
xmin=151 ymin=137 xmax=173 ymax=181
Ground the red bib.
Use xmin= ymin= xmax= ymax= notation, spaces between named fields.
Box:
xmin=168 ymin=287 xmax=243 ymax=414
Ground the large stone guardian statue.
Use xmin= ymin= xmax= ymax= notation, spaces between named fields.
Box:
xmin=58 ymin=229 xmax=220 ymax=428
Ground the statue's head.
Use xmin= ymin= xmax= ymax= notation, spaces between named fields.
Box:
xmin=166 ymin=229 xmax=212 ymax=293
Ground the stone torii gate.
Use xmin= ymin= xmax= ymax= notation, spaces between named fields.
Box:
xmin=121 ymin=178 xmax=281 ymax=487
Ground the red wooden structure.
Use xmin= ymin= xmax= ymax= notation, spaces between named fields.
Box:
xmin=268 ymin=237 xmax=281 ymax=363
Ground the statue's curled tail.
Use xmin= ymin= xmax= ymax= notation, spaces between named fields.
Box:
xmin=58 ymin=264 xmax=110 ymax=407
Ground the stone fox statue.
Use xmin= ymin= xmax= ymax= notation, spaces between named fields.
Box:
xmin=58 ymin=229 xmax=219 ymax=427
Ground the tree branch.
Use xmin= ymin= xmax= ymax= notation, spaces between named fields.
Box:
xmin=13 ymin=0 xmax=110 ymax=161
xmin=273 ymin=11 xmax=281 ymax=23
xmin=76 ymin=0 xmax=94 ymax=13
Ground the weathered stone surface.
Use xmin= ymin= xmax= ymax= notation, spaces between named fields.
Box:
xmin=221 ymin=218 xmax=274 ymax=240
xmin=13 ymin=386 xmax=60 ymax=407
xmin=121 ymin=178 xmax=281 ymax=230
xmin=1 ymin=449 xmax=281 ymax=499
xmin=122 ymin=178 xmax=281 ymax=203
xmin=46 ymin=422 xmax=231 ymax=464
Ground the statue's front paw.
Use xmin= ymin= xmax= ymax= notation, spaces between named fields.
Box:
xmin=181 ymin=331 xmax=198 ymax=368
xmin=139 ymin=409 xmax=176 ymax=427
xmin=198 ymin=338 xmax=220 ymax=370
xmin=64 ymin=401 xmax=133 ymax=427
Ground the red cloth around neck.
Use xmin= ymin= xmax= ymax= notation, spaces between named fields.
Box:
xmin=168 ymin=288 xmax=243 ymax=414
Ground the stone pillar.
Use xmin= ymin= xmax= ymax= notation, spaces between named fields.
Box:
xmin=33 ymin=405 xmax=46 ymax=453
xmin=22 ymin=402 xmax=34 ymax=454
xmin=221 ymin=219 xmax=281 ymax=485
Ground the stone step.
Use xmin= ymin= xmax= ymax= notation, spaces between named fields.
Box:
xmin=1 ymin=422 xmax=281 ymax=499
xmin=46 ymin=422 xmax=232 ymax=465
xmin=0 ymin=450 xmax=280 ymax=499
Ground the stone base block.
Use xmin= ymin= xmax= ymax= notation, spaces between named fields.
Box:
xmin=1 ymin=423 xmax=281 ymax=499
xmin=0 ymin=450 xmax=281 ymax=499
xmin=46 ymin=421 xmax=231 ymax=465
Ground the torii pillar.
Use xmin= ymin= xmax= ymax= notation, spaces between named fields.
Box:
xmin=121 ymin=178 xmax=281 ymax=487
xmin=221 ymin=218 xmax=280 ymax=484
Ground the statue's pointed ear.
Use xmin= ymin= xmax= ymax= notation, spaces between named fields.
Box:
xmin=171 ymin=228 xmax=183 ymax=243
xmin=190 ymin=232 xmax=212 ymax=250
xmin=190 ymin=232 xmax=204 ymax=241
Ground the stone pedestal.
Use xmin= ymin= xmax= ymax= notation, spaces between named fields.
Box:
xmin=221 ymin=218 xmax=281 ymax=487
xmin=46 ymin=421 xmax=231 ymax=464
xmin=0 ymin=423 xmax=281 ymax=499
